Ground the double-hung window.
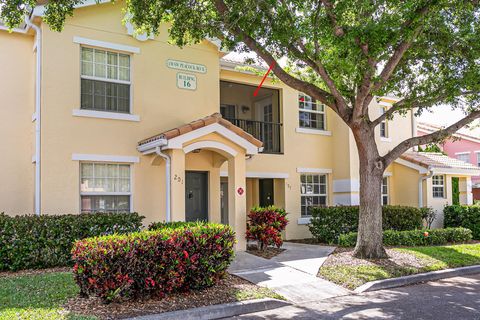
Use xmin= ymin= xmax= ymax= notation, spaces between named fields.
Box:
xmin=432 ymin=175 xmax=445 ymax=198
xmin=80 ymin=163 xmax=131 ymax=213
xmin=80 ymin=47 xmax=131 ymax=113
xmin=300 ymin=174 xmax=327 ymax=216
xmin=456 ymin=153 xmax=470 ymax=163
xmin=379 ymin=107 xmax=388 ymax=138
xmin=298 ymin=93 xmax=326 ymax=130
xmin=381 ymin=177 xmax=389 ymax=205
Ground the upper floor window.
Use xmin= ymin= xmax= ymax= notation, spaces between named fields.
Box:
xmin=382 ymin=177 xmax=389 ymax=205
xmin=477 ymin=153 xmax=480 ymax=167
xmin=379 ymin=107 xmax=388 ymax=138
xmin=300 ymin=174 xmax=327 ymax=216
xmin=80 ymin=47 xmax=131 ymax=113
xmin=432 ymin=175 xmax=445 ymax=198
xmin=298 ymin=93 xmax=326 ymax=130
xmin=456 ymin=153 xmax=470 ymax=163
xmin=80 ymin=162 xmax=131 ymax=213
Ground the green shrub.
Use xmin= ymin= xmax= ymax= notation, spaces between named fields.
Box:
xmin=444 ymin=205 xmax=480 ymax=239
xmin=0 ymin=212 xmax=144 ymax=271
xmin=338 ymin=227 xmax=473 ymax=247
xmin=72 ymin=223 xmax=235 ymax=302
xmin=309 ymin=205 xmax=423 ymax=243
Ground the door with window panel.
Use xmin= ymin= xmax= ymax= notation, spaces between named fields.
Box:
xmin=80 ymin=163 xmax=131 ymax=213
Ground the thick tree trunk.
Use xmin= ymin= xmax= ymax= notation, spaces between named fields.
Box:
xmin=352 ymin=126 xmax=388 ymax=259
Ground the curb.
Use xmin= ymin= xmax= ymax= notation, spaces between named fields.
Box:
xmin=355 ymin=265 xmax=480 ymax=293
xmin=125 ymin=298 xmax=290 ymax=320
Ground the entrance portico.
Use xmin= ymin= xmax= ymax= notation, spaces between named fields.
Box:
xmin=137 ymin=113 xmax=263 ymax=250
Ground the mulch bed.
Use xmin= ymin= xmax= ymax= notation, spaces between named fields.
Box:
xmin=247 ymin=247 xmax=286 ymax=259
xmin=323 ymin=247 xmax=426 ymax=269
xmin=65 ymin=274 xmax=267 ymax=320
xmin=285 ymin=238 xmax=331 ymax=246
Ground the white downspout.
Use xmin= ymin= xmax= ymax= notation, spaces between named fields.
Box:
xmin=418 ymin=168 xmax=434 ymax=207
xmin=155 ymin=146 xmax=171 ymax=222
xmin=25 ymin=15 xmax=42 ymax=216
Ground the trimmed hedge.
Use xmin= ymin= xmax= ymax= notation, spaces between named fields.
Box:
xmin=444 ymin=205 xmax=480 ymax=239
xmin=72 ymin=223 xmax=235 ymax=302
xmin=0 ymin=212 xmax=143 ymax=271
xmin=338 ymin=227 xmax=473 ymax=247
xmin=148 ymin=220 xmax=206 ymax=230
xmin=309 ymin=205 xmax=423 ymax=244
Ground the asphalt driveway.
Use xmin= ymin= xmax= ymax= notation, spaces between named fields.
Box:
xmin=232 ymin=274 xmax=480 ymax=319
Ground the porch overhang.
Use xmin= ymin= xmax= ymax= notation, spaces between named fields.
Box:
xmin=137 ymin=113 xmax=263 ymax=156
xmin=396 ymin=151 xmax=480 ymax=176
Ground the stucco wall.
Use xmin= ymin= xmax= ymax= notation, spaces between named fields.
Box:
xmin=0 ymin=31 xmax=35 ymax=214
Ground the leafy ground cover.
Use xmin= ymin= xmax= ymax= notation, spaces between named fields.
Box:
xmin=0 ymin=270 xmax=282 ymax=320
xmin=319 ymin=243 xmax=480 ymax=290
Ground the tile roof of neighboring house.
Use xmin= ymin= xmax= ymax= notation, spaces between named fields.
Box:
xmin=400 ymin=151 xmax=480 ymax=172
xmin=138 ymin=113 xmax=263 ymax=148
xmin=417 ymin=121 xmax=480 ymax=144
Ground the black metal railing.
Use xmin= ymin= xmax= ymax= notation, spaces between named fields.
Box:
xmin=224 ymin=118 xmax=282 ymax=153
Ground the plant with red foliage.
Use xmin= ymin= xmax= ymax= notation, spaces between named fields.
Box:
xmin=71 ymin=222 xmax=235 ymax=302
xmin=246 ymin=206 xmax=288 ymax=250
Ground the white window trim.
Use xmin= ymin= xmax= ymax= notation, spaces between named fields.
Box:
xmin=79 ymin=162 xmax=134 ymax=213
xmin=73 ymin=36 xmax=141 ymax=54
xmin=455 ymin=151 xmax=471 ymax=155
xmin=297 ymin=167 xmax=333 ymax=174
xmin=382 ymin=177 xmax=389 ymax=205
xmin=380 ymin=137 xmax=392 ymax=142
xmin=297 ymin=217 xmax=312 ymax=225
xmin=298 ymin=92 xmax=327 ymax=131
xmin=432 ymin=174 xmax=445 ymax=198
xmin=79 ymin=46 xmax=134 ymax=115
xmin=72 ymin=154 xmax=140 ymax=163
xmin=72 ymin=109 xmax=140 ymax=122
xmin=300 ymin=173 xmax=329 ymax=217
xmin=295 ymin=127 xmax=332 ymax=136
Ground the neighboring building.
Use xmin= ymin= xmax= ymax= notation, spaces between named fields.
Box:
xmin=1 ymin=1 xmax=478 ymax=249
xmin=418 ymin=122 xmax=480 ymax=201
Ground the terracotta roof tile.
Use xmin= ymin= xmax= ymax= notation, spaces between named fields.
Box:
xmin=138 ymin=113 xmax=263 ymax=148
xmin=400 ymin=151 xmax=480 ymax=172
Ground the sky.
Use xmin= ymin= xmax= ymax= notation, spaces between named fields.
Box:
xmin=417 ymin=106 xmax=480 ymax=137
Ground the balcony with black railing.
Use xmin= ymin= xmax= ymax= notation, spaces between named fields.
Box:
xmin=224 ymin=118 xmax=282 ymax=154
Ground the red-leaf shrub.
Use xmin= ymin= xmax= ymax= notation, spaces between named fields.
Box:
xmin=246 ymin=206 xmax=288 ymax=250
xmin=71 ymin=222 xmax=235 ymax=302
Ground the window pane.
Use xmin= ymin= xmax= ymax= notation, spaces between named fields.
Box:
xmin=81 ymin=195 xmax=131 ymax=213
xmin=107 ymin=52 xmax=118 ymax=65
xmin=119 ymin=54 xmax=130 ymax=68
xmin=81 ymin=47 xmax=93 ymax=62
xmin=81 ymin=61 xmax=93 ymax=76
xmin=119 ymin=67 xmax=130 ymax=81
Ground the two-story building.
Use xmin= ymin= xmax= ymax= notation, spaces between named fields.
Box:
xmin=2 ymin=1 xmax=479 ymax=249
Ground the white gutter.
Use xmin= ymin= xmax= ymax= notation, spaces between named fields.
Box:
xmin=155 ymin=146 xmax=171 ymax=222
xmin=24 ymin=15 xmax=41 ymax=215
xmin=418 ymin=167 xmax=434 ymax=207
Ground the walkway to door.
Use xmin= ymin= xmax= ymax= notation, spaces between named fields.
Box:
xmin=228 ymin=242 xmax=351 ymax=304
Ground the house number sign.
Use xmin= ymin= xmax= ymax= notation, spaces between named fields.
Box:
xmin=177 ymin=73 xmax=197 ymax=90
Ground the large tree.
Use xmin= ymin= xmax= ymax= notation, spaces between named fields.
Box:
xmin=3 ymin=0 xmax=480 ymax=258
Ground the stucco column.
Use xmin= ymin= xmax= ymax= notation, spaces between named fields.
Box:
xmin=167 ymin=149 xmax=186 ymax=221
xmin=459 ymin=177 xmax=473 ymax=205
xmin=228 ymin=154 xmax=247 ymax=251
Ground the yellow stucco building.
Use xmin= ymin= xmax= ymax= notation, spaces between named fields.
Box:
xmin=1 ymin=1 xmax=479 ymax=249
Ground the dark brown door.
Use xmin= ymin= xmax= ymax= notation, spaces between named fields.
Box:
xmin=259 ymin=179 xmax=274 ymax=207
xmin=185 ymin=171 xmax=208 ymax=222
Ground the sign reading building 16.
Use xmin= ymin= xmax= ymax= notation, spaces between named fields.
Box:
xmin=177 ymin=73 xmax=197 ymax=90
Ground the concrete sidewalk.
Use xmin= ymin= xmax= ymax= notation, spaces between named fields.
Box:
xmin=228 ymin=243 xmax=351 ymax=304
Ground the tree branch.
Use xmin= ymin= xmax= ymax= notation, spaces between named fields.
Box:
xmin=214 ymin=0 xmax=340 ymax=115
xmin=382 ymin=109 xmax=480 ymax=167
xmin=319 ymin=0 xmax=345 ymax=37
xmin=371 ymin=3 xmax=432 ymax=93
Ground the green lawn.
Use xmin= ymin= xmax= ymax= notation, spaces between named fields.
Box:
xmin=0 ymin=272 xmax=95 ymax=320
xmin=319 ymin=243 xmax=480 ymax=290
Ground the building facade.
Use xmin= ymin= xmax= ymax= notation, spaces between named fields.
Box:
xmin=1 ymin=1 xmax=478 ymax=249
